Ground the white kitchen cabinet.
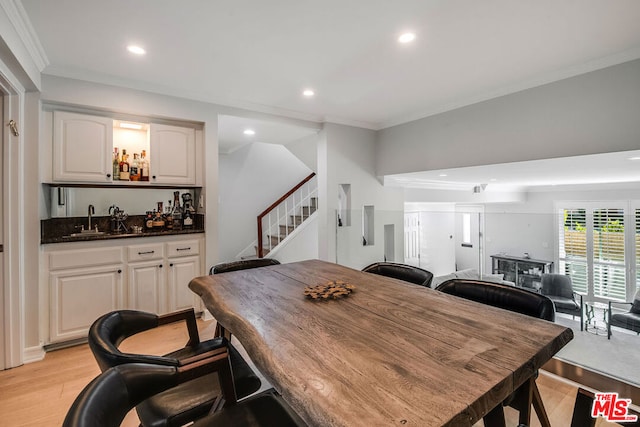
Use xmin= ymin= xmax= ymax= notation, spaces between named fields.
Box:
xmin=166 ymin=239 xmax=201 ymax=312
xmin=53 ymin=111 xmax=113 ymax=183
xmin=150 ymin=123 xmax=196 ymax=185
xmin=43 ymin=235 xmax=204 ymax=345
xmin=47 ymin=245 xmax=124 ymax=343
xmin=127 ymin=242 xmax=166 ymax=313
xmin=167 ymin=255 xmax=201 ymax=312
xmin=128 ymin=260 xmax=166 ymax=314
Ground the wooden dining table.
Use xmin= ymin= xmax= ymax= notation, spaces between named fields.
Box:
xmin=189 ymin=259 xmax=573 ymax=427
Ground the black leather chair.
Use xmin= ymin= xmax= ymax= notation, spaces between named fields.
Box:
xmin=540 ymin=273 xmax=584 ymax=330
xmin=209 ymin=258 xmax=280 ymax=275
xmin=362 ymin=262 xmax=434 ymax=287
xmin=608 ymin=293 xmax=640 ymax=339
xmin=88 ymin=309 xmax=261 ymax=427
xmin=435 ymin=279 xmax=556 ymax=427
xmin=63 ymin=363 xmax=307 ymax=427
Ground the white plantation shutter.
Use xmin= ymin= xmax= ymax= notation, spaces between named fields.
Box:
xmin=557 ymin=203 xmax=635 ymax=302
xmin=592 ymin=208 xmax=626 ymax=300
xmin=559 ymin=208 xmax=588 ymax=294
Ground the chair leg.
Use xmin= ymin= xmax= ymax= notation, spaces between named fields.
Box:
xmin=570 ymin=388 xmax=597 ymax=427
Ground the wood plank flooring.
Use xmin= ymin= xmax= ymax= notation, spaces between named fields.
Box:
xmin=0 ymin=317 xmax=620 ymax=426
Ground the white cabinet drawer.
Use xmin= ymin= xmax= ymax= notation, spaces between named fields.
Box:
xmin=49 ymin=247 xmax=124 ymax=270
xmin=166 ymin=240 xmax=200 ymax=258
xmin=128 ymin=243 xmax=165 ymax=262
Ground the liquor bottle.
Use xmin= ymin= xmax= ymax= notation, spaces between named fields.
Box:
xmin=140 ymin=150 xmax=149 ymax=181
xmin=165 ymin=200 xmax=174 ymax=230
xmin=183 ymin=209 xmax=193 ymax=228
xmin=119 ymin=149 xmax=130 ymax=180
xmin=171 ymin=191 xmax=182 ymax=230
xmin=112 ymin=147 xmax=120 ymax=180
xmin=130 ymin=153 xmax=140 ymax=181
xmin=145 ymin=211 xmax=154 ymax=229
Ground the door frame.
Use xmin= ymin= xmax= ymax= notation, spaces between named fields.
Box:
xmin=0 ymin=65 xmax=25 ymax=369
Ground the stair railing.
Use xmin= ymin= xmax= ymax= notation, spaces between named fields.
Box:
xmin=257 ymin=172 xmax=317 ymax=258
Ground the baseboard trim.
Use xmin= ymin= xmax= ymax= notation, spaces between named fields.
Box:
xmin=543 ymin=357 xmax=640 ymax=405
xmin=23 ymin=345 xmax=45 ymax=364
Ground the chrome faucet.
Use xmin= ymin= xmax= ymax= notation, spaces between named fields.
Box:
xmin=88 ymin=204 xmax=95 ymax=230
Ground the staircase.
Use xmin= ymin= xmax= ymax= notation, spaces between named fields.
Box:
xmin=257 ymin=173 xmax=317 ymax=258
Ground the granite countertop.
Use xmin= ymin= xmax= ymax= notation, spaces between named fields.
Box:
xmin=41 ymin=215 xmax=205 ymax=244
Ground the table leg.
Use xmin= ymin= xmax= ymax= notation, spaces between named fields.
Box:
xmin=483 ymin=404 xmax=506 ymax=427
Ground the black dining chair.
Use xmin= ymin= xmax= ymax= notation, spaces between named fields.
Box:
xmin=209 ymin=258 xmax=280 ymax=275
xmin=209 ymin=258 xmax=281 ymax=338
xmin=362 ymin=262 xmax=434 ymax=287
xmin=63 ymin=363 xmax=307 ymax=427
xmin=88 ymin=308 xmax=261 ymax=427
xmin=435 ymin=278 xmax=556 ymax=427
xmin=540 ymin=273 xmax=584 ymax=330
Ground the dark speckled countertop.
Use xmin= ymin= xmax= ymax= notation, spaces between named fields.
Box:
xmin=41 ymin=214 xmax=205 ymax=244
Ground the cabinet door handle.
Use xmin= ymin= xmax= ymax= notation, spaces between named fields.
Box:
xmin=117 ymin=269 xmax=122 ymax=274
xmin=158 ymin=264 xmax=163 ymax=268
xmin=176 ymin=247 xmax=191 ymax=251
xmin=106 ymin=173 xmax=111 ymax=178
xmin=138 ymin=250 xmax=155 ymax=255
xmin=152 ymin=175 xmax=157 ymax=180
xmin=169 ymin=263 xmax=174 ymax=267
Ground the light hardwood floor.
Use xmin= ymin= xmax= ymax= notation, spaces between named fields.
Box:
xmin=0 ymin=318 xmax=618 ymax=426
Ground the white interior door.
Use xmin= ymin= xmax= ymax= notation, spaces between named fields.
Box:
xmin=455 ymin=205 xmax=485 ymax=273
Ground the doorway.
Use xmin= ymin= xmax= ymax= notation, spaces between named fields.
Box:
xmin=455 ymin=205 xmax=485 ymax=274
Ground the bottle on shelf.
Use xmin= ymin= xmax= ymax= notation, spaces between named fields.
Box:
xmin=119 ymin=149 xmax=130 ymax=181
xmin=165 ymin=200 xmax=174 ymax=230
xmin=130 ymin=153 xmax=140 ymax=181
xmin=140 ymin=149 xmax=149 ymax=181
xmin=171 ymin=191 xmax=182 ymax=230
xmin=112 ymin=147 xmax=120 ymax=180
xmin=145 ymin=211 xmax=154 ymax=229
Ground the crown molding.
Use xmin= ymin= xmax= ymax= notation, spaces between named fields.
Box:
xmin=0 ymin=0 xmax=49 ymax=71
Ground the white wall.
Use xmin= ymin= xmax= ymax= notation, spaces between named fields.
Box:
xmin=377 ymin=59 xmax=640 ymax=176
xmin=218 ymin=142 xmax=312 ymax=262
xmin=285 ymin=133 xmax=317 ymax=172
xmin=318 ymin=123 xmax=404 ymax=269
xmin=271 ymin=215 xmax=318 ymax=263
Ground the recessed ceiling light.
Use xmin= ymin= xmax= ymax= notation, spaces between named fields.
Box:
xmin=243 ymin=129 xmax=255 ymax=136
xmin=398 ymin=33 xmax=416 ymax=44
xmin=127 ymin=45 xmax=146 ymax=55
xmin=303 ymin=89 xmax=315 ymax=97
xmin=439 ymin=174 xmax=448 ymax=177
xmin=490 ymin=178 xmax=498 ymax=182
xmin=628 ymin=156 xmax=640 ymax=161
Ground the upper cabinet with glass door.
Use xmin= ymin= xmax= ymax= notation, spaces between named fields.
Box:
xmin=51 ymin=111 xmax=198 ymax=186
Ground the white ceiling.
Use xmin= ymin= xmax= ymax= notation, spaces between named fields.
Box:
xmin=17 ymin=0 xmax=640 ymax=188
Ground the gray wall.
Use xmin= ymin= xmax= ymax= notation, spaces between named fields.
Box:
xmin=377 ymin=59 xmax=640 ymax=176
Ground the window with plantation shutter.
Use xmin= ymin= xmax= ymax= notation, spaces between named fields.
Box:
xmin=592 ymin=208 xmax=626 ymax=300
xmin=559 ymin=208 xmax=588 ymax=294
xmin=557 ymin=203 xmax=635 ymax=302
